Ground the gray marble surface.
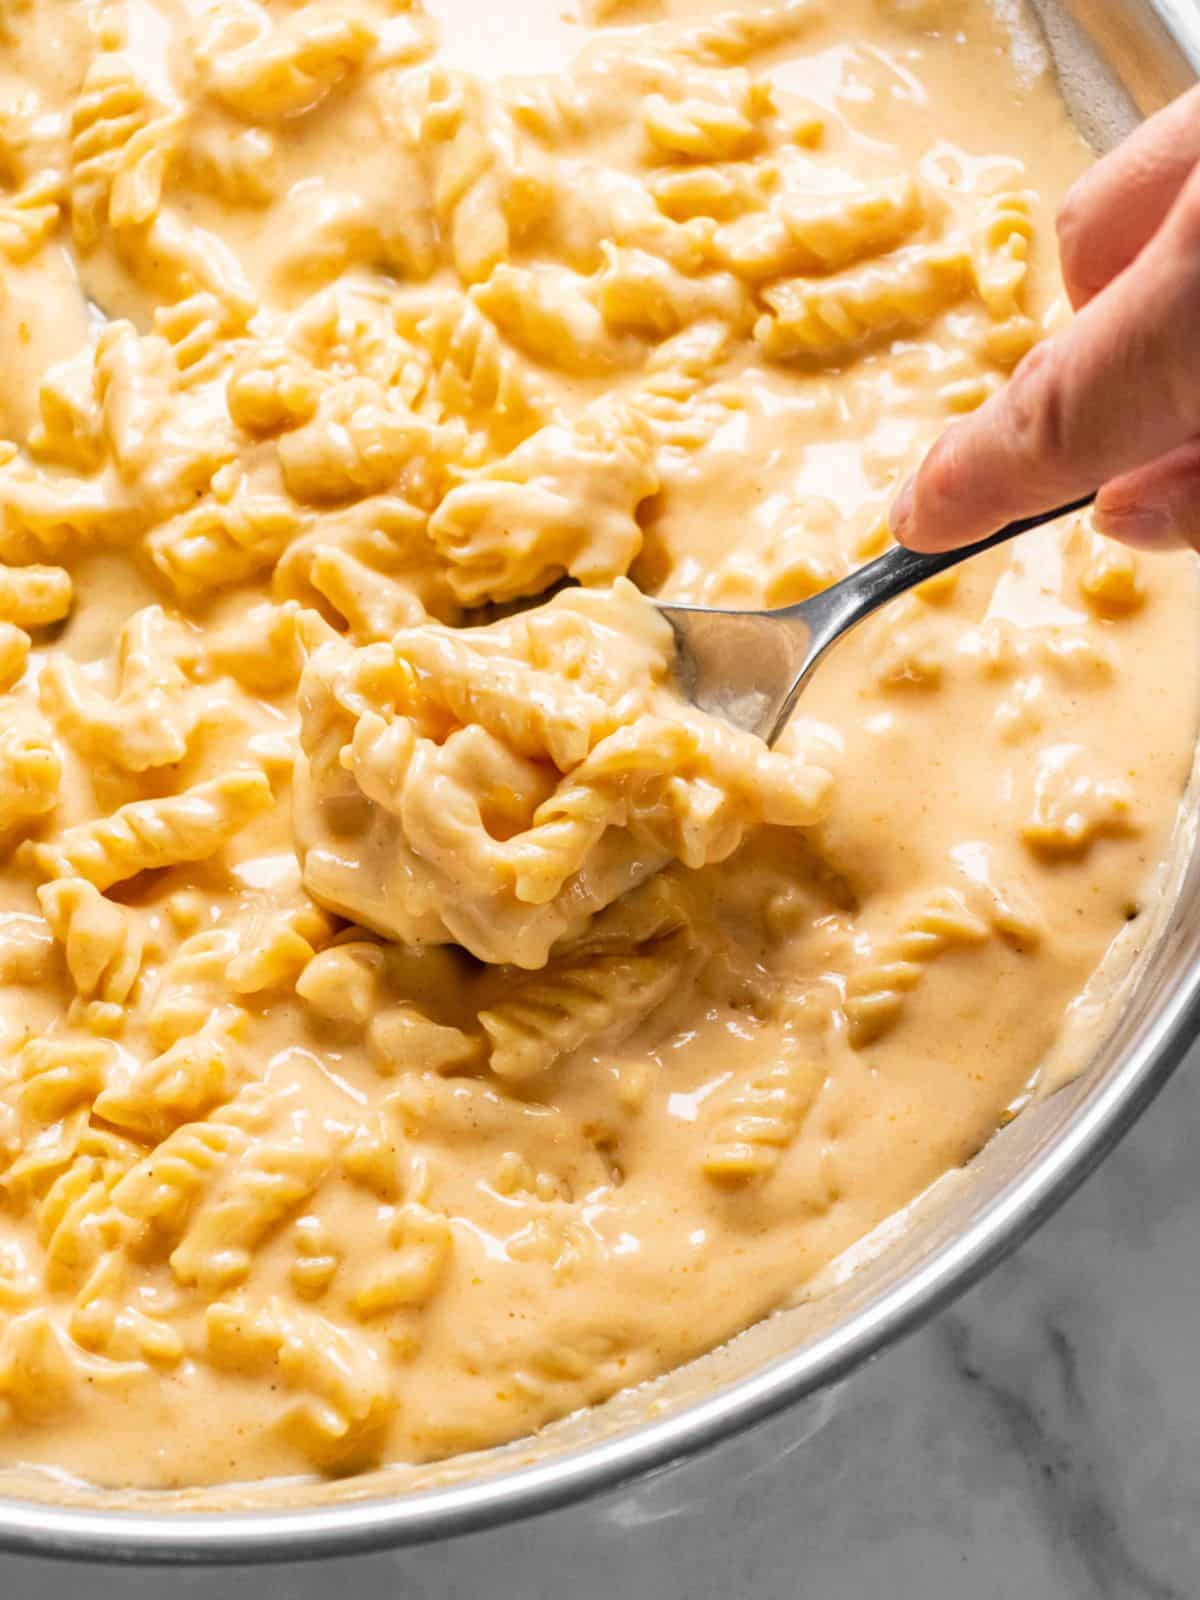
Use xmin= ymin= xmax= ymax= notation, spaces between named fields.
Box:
xmin=4 ymin=1038 xmax=1200 ymax=1598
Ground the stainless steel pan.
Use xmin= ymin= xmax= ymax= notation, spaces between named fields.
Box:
xmin=2 ymin=0 xmax=1199 ymax=1563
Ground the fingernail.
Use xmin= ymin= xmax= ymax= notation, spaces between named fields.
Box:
xmin=1093 ymin=502 xmax=1184 ymax=550
xmin=890 ymin=476 xmax=915 ymax=545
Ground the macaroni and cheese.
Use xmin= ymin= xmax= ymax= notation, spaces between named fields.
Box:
xmin=0 ymin=0 xmax=1193 ymax=1488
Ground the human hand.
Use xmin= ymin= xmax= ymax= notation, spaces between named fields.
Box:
xmin=890 ymin=84 xmax=1200 ymax=553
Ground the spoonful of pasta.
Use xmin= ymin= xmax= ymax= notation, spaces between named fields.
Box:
xmin=655 ymin=495 xmax=1095 ymax=746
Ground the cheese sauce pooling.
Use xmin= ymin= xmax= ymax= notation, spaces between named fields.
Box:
xmin=0 ymin=0 xmax=1194 ymax=1489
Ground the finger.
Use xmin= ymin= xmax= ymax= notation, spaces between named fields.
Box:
xmin=1094 ymin=438 xmax=1200 ymax=549
xmin=891 ymin=164 xmax=1200 ymax=552
xmin=1057 ymin=82 xmax=1200 ymax=308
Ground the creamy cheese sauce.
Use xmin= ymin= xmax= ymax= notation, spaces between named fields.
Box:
xmin=0 ymin=0 xmax=1194 ymax=1490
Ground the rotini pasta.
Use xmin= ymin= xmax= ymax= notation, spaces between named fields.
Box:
xmin=0 ymin=563 xmax=71 ymax=627
xmin=676 ymin=0 xmax=819 ymax=63
xmin=642 ymin=77 xmax=772 ymax=163
xmin=196 ymin=2 xmax=376 ymax=123
xmin=0 ymin=173 xmax=60 ymax=264
xmin=206 ymin=1295 xmax=390 ymax=1469
xmin=38 ymin=879 xmax=144 ymax=1005
xmin=427 ymin=400 xmax=658 ymax=603
xmin=110 ymin=1082 xmax=274 ymax=1250
xmin=68 ymin=48 xmax=181 ymax=250
xmin=1022 ymin=747 xmax=1139 ymax=861
xmin=480 ymin=932 xmax=688 ymax=1082
xmin=348 ymin=1201 xmax=453 ymax=1319
xmin=470 ymin=262 xmax=638 ymax=376
xmin=712 ymin=177 xmax=923 ymax=282
xmin=0 ymin=1310 xmax=77 ymax=1422
xmin=408 ymin=291 xmax=553 ymax=455
xmin=169 ymin=1110 xmax=337 ymax=1291
xmin=0 ymin=625 xmax=30 ymax=693
xmin=0 ymin=700 xmax=60 ymax=833
xmin=699 ymin=988 xmax=831 ymax=1181
xmin=39 ymin=604 xmax=218 ymax=771
xmin=755 ymin=241 xmax=974 ymax=361
xmin=29 ymin=769 xmax=274 ymax=889
xmin=92 ymin=1010 xmax=248 ymax=1139
xmin=844 ymin=889 xmax=990 ymax=1048
xmin=419 ymin=67 xmax=552 ymax=285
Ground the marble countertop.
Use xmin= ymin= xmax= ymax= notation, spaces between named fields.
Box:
xmin=5 ymin=1037 xmax=1200 ymax=1599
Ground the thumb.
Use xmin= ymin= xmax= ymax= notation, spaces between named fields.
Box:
xmin=1094 ymin=438 xmax=1200 ymax=550
xmin=892 ymin=163 xmax=1200 ymax=552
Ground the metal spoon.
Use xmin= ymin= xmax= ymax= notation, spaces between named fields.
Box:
xmin=655 ymin=495 xmax=1096 ymax=746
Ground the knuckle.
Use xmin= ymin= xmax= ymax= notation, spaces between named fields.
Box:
xmin=1004 ymin=343 xmax=1070 ymax=467
xmin=915 ymin=426 xmax=995 ymax=539
xmin=1170 ymin=164 xmax=1200 ymax=248
xmin=922 ymin=430 xmax=970 ymax=512
xmin=1158 ymin=444 xmax=1200 ymax=528
xmin=1055 ymin=184 xmax=1088 ymax=268
xmin=1056 ymin=177 xmax=1104 ymax=304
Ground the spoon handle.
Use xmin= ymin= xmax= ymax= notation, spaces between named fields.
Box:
xmin=812 ymin=493 xmax=1098 ymax=637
